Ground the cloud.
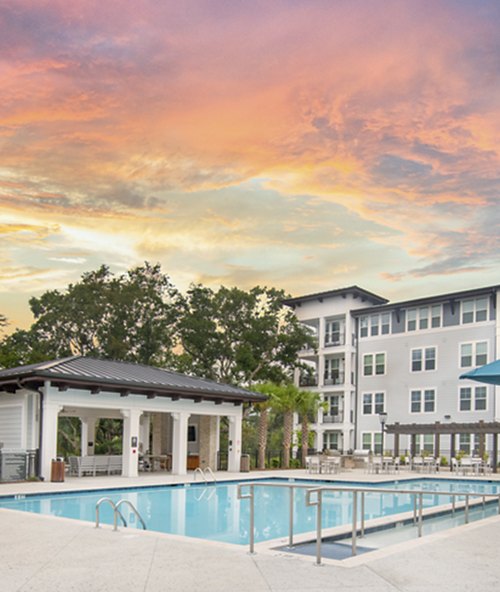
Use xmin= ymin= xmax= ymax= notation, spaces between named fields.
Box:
xmin=0 ymin=0 xmax=500 ymax=327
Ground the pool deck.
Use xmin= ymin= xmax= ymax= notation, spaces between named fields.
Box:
xmin=2 ymin=468 xmax=500 ymax=591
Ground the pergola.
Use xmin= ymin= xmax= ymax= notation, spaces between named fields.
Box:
xmin=386 ymin=421 xmax=500 ymax=473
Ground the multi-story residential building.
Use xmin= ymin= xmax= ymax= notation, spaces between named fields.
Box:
xmin=284 ymin=284 xmax=500 ymax=457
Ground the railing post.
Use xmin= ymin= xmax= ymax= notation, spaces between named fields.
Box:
xmin=289 ymin=486 xmax=294 ymax=548
xmin=352 ymin=491 xmax=357 ymax=556
xmin=360 ymin=492 xmax=365 ymax=538
xmin=249 ymin=484 xmax=255 ymax=554
xmin=316 ymin=489 xmax=323 ymax=566
xmin=418 ymin=493 xmax=423 ymax=537
xmin=413 ymin=494 xmax=417 ymax=525
xmin=452 ymin=495 xmax=456 ymax=515
xmin=465 ymin=494 xmax=469 ymax=524
xmin=498 ymin=494 xmax=500 ymax=515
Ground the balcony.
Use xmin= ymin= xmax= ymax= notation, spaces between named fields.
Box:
xmin=299 ymin=338 xmax=318 ymax=354
xmin=323 ymin=414 xmax=344 ymax=424
xmin=324 ymin=335 xmax=345 ymax=348
xmin=299 ymin=375 xmax=318 ymax=387
xmin=323 ymin=373 xmax=344 ymax=386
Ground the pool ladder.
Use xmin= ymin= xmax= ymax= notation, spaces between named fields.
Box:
xmin=95 ymin=497 xmax=147 ymax=531
xmin=193 ymin=466 xmax=217 ymax=483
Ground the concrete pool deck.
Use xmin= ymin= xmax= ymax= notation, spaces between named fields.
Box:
xmin=2 ymin=468 xmax=500 ymax=591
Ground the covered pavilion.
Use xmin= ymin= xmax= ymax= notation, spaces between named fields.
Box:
xmin=0 ymin=356 xmax=266 ymax=480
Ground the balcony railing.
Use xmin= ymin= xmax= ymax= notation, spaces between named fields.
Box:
xmin=324 ymin=335 xmax=345 ymax=347
xmin=299 ymin=339 xmax=318 ymax=354
xmin=323 ymin=373 xmax=344 ymax=385
xmin=322 ymin=414 xmax=343 ymax=424
xmin=299 ymin=375 xmax=318 ymax=387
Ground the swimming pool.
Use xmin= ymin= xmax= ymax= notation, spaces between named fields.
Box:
xmin=1 ymin=478 xmax=498 ymax=545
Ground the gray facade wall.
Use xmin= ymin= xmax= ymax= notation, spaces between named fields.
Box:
xmin=356 ymin=315 xmax=497 ymax=452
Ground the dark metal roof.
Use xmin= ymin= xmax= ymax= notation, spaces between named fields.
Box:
xmin=351 ymin=284 xmax=500 ymax=316
xmin=282 ymin=285 xmax=388 ymax=308
xmin=0 ymin=356 xmax=266 ymax=403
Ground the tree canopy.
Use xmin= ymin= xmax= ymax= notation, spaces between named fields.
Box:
xmin=175 ymin=284 xmax=314 ymax=385
xmin=0 ymin=264 xmax=314 ymax=387
xmin=0 ymin=263 xmax=179 ymax=368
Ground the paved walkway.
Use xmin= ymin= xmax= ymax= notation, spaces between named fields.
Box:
xmin=2 ymin=469 xmax=500 ymax=591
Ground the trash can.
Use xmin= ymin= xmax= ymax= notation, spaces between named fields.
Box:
xmin=50 ymin=459 xmax=65 ymax=483
xmin=240 ymin=454 xmax=250 ymax=473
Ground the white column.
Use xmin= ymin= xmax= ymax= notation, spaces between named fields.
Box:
xmin=315 ymin=429 xmax=324 ymax=453
xmin=228 ymin=412 xmax=242 ymax=472
xmin=80 ymin=417 xmax=97 ymax=456
xmin=40 ymin=401 xmax=62 ymax=481
xmin=171 ymin=412 xmax=190 ymax=475
xmin=139 ymin=413 xmax=151 ymax=453
xmin=121 ymin=409 xmax=142 ymax=477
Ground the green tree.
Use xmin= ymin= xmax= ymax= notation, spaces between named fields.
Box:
xmin=252 ymin=382 xmax=279 ymax=469
xmin=296 ymin=390 xmax=326 ymax=467
xmin=266 ymin=382 xmax=302 ymax=468
xmin=0 ymin=328 xmax=52 ymax=368
xmin=175 ymin=285 xmax=314 ymax=385
xmin=4 ymin=263 xmax=179 ymax=367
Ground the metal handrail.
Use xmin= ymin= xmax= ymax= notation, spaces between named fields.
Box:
xmin=115 ymin=499 xmax=147 ymax=530
xmin=193 ymin=467 xmax=217 ymax=483
xmin=95 ymin=497 xmax=146 ymax=531
xmin=237 ymin=481 xmax=500 ymax=564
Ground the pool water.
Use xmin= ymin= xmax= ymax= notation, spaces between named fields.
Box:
xmin=0 ymin=478 xmax=498 ymax=545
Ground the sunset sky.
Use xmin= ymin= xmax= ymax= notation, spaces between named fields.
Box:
xmin=1 ymin=0 xmax=499 ymax=331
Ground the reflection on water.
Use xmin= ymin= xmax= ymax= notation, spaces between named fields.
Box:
xmin=0 ymin=478 xmax=498 ymax=545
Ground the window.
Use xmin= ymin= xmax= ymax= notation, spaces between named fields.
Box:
xmin=460 ymin=341 xmax=488 ymax=368
xmin=431 ymin=305 xmax=442 ymax=328
xmin=459 ymin=387 xmax=472 ymax=411
xmin=476 ymin=386 xmax=487 ymax=410
xmin=411 ymin=349 xmax=422 ymax=372
xmin=462 ymin=297 xmax=489 ymax=324
xmin=423 ymin=434 xmax=434 ymax=454
xmin=459 ymin=434 xmax=471 ymax=455
xmin=424 ymin=389 xmax=435 ymax=412
xmin=362 ymin=433 xmax=372 ymax=451
xmin=325 ymin=394 xmax=341 ymax=417
xmin=411 ymin=389 xmax=435 ymax=413
xmin=363 ymin=353 xmax=386 ymax=376
xmin=407 ymin=309 xmax=417 ymax=331
xmin=411 ymin=347 xmax=436 ymax=371
xmin=325 ymin=319 xmax=344 ymax=346
xmin=360 ymin=316 xmax=369 ymax=338
xmin=324 ymin=357 xmax=344 ymax=385
xmin=407 ymin=305 xmax=442 ymax=331
xmin=419 ymin=307 xmax=429 ymax=330
xmin=362 ymin=392 xmax=385 ymax=415
xmin=188 ymin=425 xmax=197 ymax=442
xmin=361 ymin=432 xmax=382 ymax=454
xmin=460 ymin=386 xmax=487 ymax=411
xmin=324 ymin=432 xmax=339 ymax=450
xmin=359 ymin=313 xmax=391 ymax=338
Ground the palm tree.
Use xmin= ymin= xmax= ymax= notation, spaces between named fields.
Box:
xmin=271 ymin=382 xmax=302 ymax=468
xmin=253 ymin=383 xmax=277 ymax=469
xmin=296 ymin=390 xmax=326 ymax=467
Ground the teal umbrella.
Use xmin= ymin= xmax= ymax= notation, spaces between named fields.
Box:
xmin=460 ymin=359 xmax=500 ymax=386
